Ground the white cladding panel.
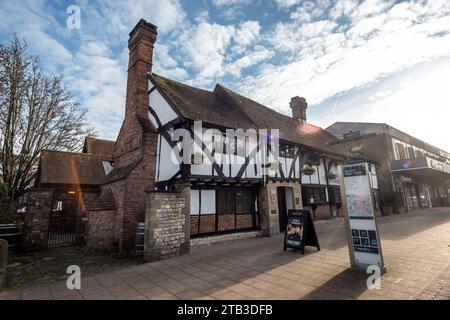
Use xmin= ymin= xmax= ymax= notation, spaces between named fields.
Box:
xmin=231 ymin=155 xmax=245 ymax=177
xmin=191 ymin=162 xmax=212 ymax=176
xmin=295 ymin=157 xmax=301 ymax=178
xmin=149 ymin=90 xmax=178 ymax=126
xmin=319 ymin=159 xmax=327 ymax=185
xmin=158 ymin=135 xmax=180 ymax=182
xmin=280 ymin=157 xmax=287 ymax=177
xmin=286 ymin=158 xmax=294 ymax=178
xmin=309 ymin=166 xmax=319 ymax=184
xmin=302 ymin=172 xmax=311 ymax=184
xmin=201 ymin=190 xmax=216 ymax=215
xmin=190 ymin=190 xmax=200 ymax=215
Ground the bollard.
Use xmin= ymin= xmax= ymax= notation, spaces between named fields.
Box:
xmin=0 ymin=239 xmax=8 ymax=290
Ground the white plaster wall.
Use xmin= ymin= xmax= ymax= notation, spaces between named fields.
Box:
xmin=149 ymin=90 xmax=178 ymax=126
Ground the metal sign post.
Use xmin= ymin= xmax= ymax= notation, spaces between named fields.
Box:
xmin=340 ymin=162 xmax=386 ymax=273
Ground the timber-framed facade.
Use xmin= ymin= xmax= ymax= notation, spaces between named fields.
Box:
xmin=21 ymin=19 xmax=381 ymax=261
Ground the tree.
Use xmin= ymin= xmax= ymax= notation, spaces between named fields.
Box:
xmin=0 ymin=36 xmax=95 ymax=211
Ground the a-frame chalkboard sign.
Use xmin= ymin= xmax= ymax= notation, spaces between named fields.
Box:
xmin=284 ymin=209 xmax=320 ymax=254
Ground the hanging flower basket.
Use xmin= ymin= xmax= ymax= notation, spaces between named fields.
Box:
xmin=327 ymin=173 xmax=338 ymax=180
xmin=303 ymin=165 xmax=316 ymax=176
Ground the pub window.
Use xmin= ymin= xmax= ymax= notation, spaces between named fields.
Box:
xmin=279 ymin=145 xmax=287 ymax=157
xmin=217 ymin=190 xmax=253 ymax=214
xmin=328 ymin=187 xmax=341 ymax=204
xmin=226 ymin=190 xmax=236 ymax=213
xmin=396 ymin=143 xmax=407 ymax=159
xmin=302 ymin=187 xmax=327 ymax=205
xmin=407 ymin=147 xmax=414 ymax=159
xmin=53 ymin=200 xmax=63 ymax=212
xmin=279 ymin=145 xmax=295 ymax=158
xmin=16 ymin=194 xmax=28 ymax=213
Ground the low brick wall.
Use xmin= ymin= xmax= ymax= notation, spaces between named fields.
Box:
xmin=86 ymin=210 xmax=117 ymax=249
xmin=218 ymin=214 xmax=235 ymax=232
xmin=144 ymin=190 xmax=190 ymax=262
xmin=191 ymin=213 xmax=254 ymax=236
xmin=191 ymin=231 xmax=260 ymax=248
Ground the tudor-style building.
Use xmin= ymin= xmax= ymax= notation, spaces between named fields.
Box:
xmin=22 ymin=19 xmax=381 ymax=260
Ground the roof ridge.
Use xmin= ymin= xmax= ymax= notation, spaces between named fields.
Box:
xmin=41 ymin=149 xmax=112 ymax=158
xmin=85 ymin=137 xmax=115 ymax=143
xmin=214 ymin=84 xmax=300 ymax=124
xmin=151 ymin=73 xmax=213 ymax=95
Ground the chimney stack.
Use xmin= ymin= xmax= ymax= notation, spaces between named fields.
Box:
xmin=126 ymin=19 xmax=158 ymax=119
xmin=290 ymin=96 xmax=308 ymax=123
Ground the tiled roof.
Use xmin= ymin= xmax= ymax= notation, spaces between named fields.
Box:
xmin=151 ymin=74 xmax=346 ymax=157
xmin=37 ymin=150 xmax=112 ymax=186
xmin=100 ymin=159 xmax=141 ymax=185
xmin=83 ymin=137 xmax=115 ymax=156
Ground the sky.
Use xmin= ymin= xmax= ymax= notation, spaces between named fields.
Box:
xmin=1 ymin=0 xmax=449 ymax=152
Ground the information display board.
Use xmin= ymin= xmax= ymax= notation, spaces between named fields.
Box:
xmin=342 ymin=162 xmax=385 ymax=270
xmin=284 ymin=210 xmax=320 ymax=254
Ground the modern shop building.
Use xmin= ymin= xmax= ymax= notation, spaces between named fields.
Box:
xmin=326 ymin=122 xmax=450 ymax=214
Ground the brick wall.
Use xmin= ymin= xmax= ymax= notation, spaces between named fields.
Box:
xmin=236 ymin=214 xmax=253 ymax=229
xmin=86 ymin=210 xmax=117 ymax=249
xmin=218 ymin=214 xmax=235 ymax=232
xmin=105 ymin=20 xmax=160 ymax=252
xmin=22 ymin=188 xmax=53 ymax=249
xmin=198 ymin=215 xmax=215 ymax=234
xmin=144 ymin=188 xmax=190 ymax=262
xmin=190 ymin=216 xmax=199 ymax=235
xmin=190 ymin=213 xmax=254 ymax=235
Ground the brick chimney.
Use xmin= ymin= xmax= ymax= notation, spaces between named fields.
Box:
xmin=126 ymin=19 xmax=158 ymax=119
xmin=290 ymin=96 xmax=308 ymax=123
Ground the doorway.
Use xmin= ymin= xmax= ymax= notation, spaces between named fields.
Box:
xmin=277 ymin=187 xmax=295 ymax=232
xmin=48 ymin=191 xmax=78 ymax=247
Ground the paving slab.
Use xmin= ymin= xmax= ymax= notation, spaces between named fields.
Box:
xmin=1 ymin=208 xmax=450 ymax=300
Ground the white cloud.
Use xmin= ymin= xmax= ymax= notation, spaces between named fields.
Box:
xmin=228 ymin=47 xmax=274 ymax=77
xmin=212 ymin=0 xmax=251 ymax=6
xmin=236 ymin=0 xmax=450 ymax=122
xmin=178 ymin=19 xmax=266 ymax=84
xmin=274 ymin=0 xmax=301 ymax=9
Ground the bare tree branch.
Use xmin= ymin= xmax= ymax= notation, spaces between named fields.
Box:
xmin=0 ymin=36 xmax=96 ymax=209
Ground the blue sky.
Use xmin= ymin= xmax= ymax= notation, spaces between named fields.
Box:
xmin=1 ymin=0 xmax=450 ymax=152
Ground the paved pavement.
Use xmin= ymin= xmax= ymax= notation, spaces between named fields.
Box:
xmin=1 ymin=208 xmax=450 ymax=300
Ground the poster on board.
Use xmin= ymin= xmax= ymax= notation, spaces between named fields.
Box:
xmin=342 ymin=162 xmax=385 ymax=270
xmin=284 ymin=210 xmax=320 ymax=254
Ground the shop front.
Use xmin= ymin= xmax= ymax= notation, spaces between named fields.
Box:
xmin=391 ymin=157 xmax=450 ymax=210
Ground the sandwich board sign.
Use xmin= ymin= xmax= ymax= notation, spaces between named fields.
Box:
xmin=284 ymin=209 xmax=320 ymax=254
xmin=341 ymin=162 xmax=385 ymax=272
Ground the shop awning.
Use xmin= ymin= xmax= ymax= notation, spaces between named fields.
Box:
xmin=390 ymin=157 xmax=450 ymax=182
